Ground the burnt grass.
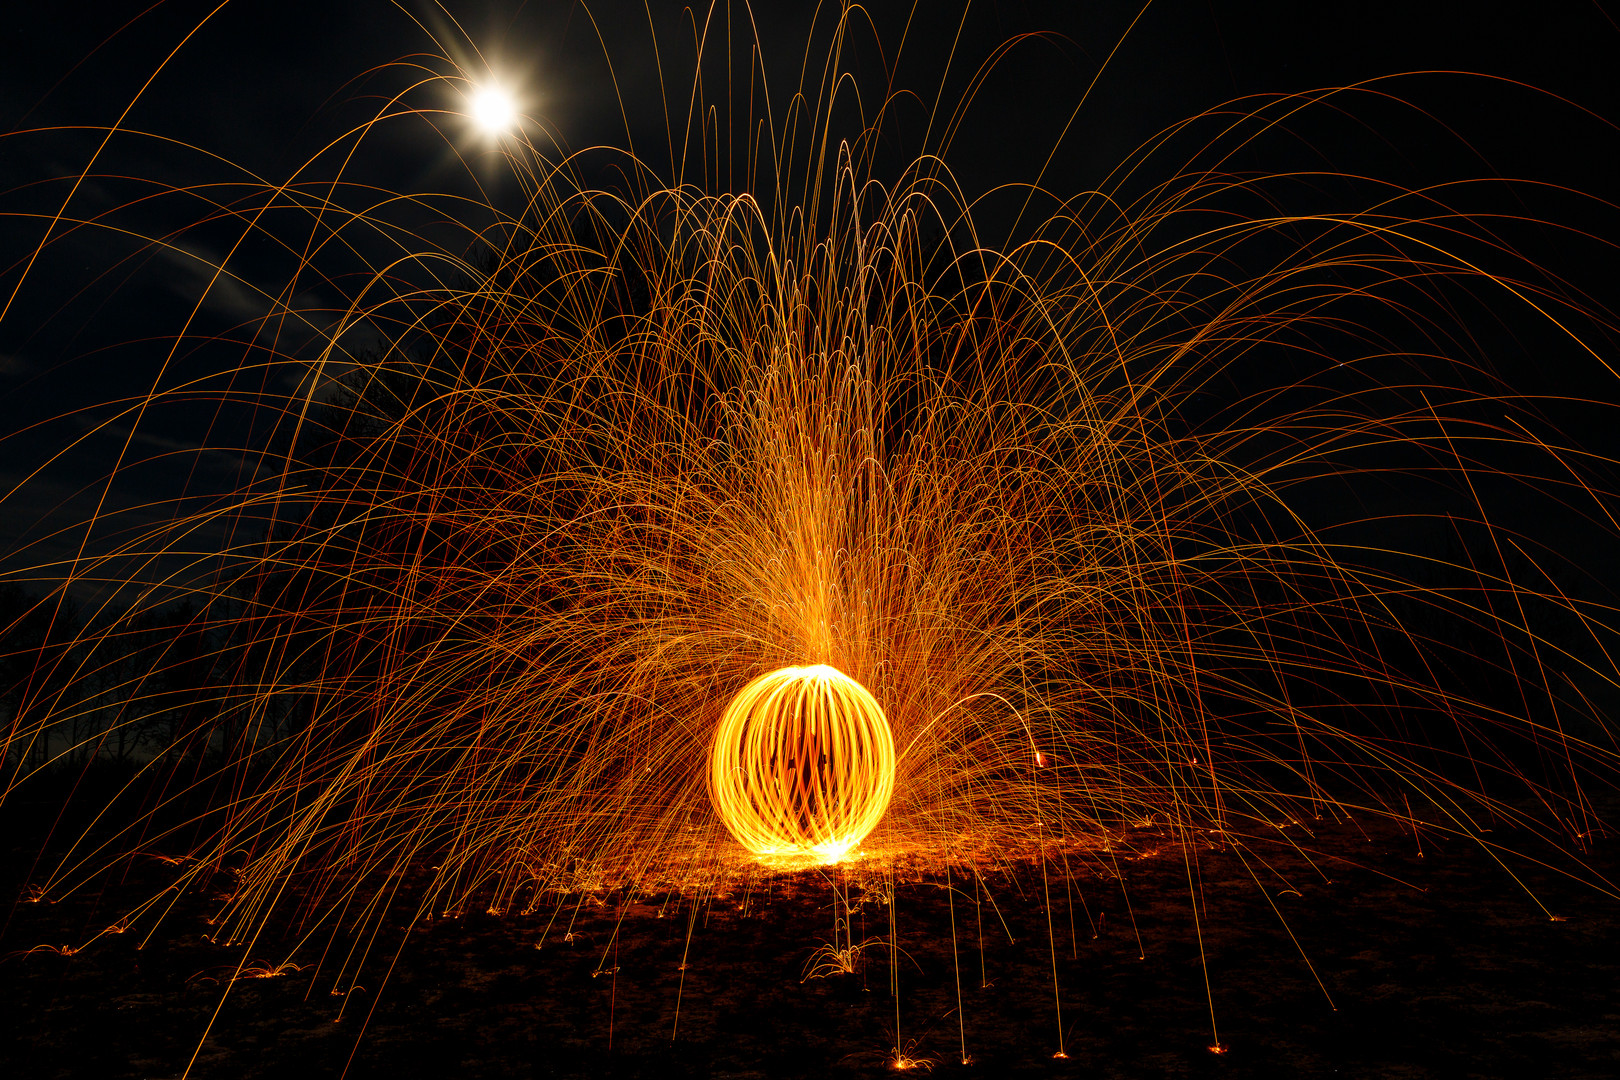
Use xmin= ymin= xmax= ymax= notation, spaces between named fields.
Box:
xmin=2 ymin=809 xmax=1617 ymax=1080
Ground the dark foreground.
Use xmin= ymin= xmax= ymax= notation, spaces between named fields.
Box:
xmin=3 ymin=813 xmax=1617 ymax=1080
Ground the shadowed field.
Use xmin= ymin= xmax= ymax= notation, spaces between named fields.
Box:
xmin=5 ymin=811 xmax=1615 ymax=1079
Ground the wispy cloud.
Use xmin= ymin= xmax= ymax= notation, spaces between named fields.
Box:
xmin=74 ymin=420 xmax=282 ymax=488
xmin=152 ymin=240 xmax=378 ymax=371
xmin=157 ymin=240 xmax=282 ymax=326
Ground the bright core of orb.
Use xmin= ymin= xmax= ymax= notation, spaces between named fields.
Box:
xmin=708 ymin=664 xmax=896 ymax=864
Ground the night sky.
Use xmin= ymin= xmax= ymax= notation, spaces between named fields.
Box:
xmin=3 ymin=1 xmax=1615 ymax=601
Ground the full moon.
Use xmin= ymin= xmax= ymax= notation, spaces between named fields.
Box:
xmin=708 ymin=665 xmax=896 ymax=863
xmin=468 ymin=84 xmax=517 ymax=134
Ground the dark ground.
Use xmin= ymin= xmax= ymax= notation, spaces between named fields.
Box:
xmin=2 ymin=810 xmax=1617 ymax=1080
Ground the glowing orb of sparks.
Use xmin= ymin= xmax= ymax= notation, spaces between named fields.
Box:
xmin=708 ymin=665 xmax=896 ymax=863
xmin=467 ymin=84 xmax=517 ymax=134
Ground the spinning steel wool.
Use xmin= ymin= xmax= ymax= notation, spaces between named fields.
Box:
xmin=709 ymin=664 xmax=896 ymax=861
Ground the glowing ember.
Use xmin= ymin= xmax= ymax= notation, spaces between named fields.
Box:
xmin=708 ymin=665 xmax=896 ymax=862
